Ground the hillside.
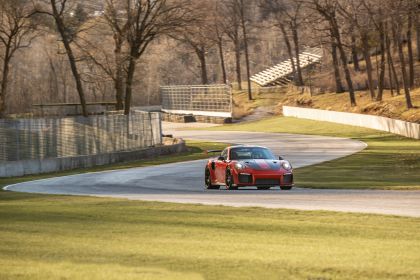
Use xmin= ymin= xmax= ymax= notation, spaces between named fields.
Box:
xmin=277 ymin=87 xmax=420 ymax=123
xmin=233 ymin=86 xmax=420 ymax=123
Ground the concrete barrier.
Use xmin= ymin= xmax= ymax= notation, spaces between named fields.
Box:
xmin=283 ymin=106 xmax=420 ymax=140
xmin=0 ymin=140 xmax=187 ymax=178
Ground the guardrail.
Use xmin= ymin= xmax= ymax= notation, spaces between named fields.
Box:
xmin=283 ymin=106 xmax=420 ymax=140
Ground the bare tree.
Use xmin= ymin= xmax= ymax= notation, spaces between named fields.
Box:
xmin=76 ymin=0 xmax=131 ymax=111
xmin=361 ymin=0 xmax=387 ymax=101
xmin=390 ymin=0 xmax=413 ymax=109
xmin=172 ymin=3 xmax=214 ymax=85
xmin=330 ymin=28 xmax=345 ymax=93
xmin=338 ymin=0 xmax=376 ymax=100
xmin=103 ymin=0 xmax=130 ymax=110
xmin=0 ymin=0 xmax=36 ymax=118
xmin=222 ymin=1 xmax=243 ymax=90
xmin=259 ymin=0 xmax=299 ymax=86
xmin=215 ymin=25 xmax=228 ymax=84
xmin=34 ymin=0 xmax=90 ymax=116
xmin=350 ymin=35 xmax=360 ymax=71
xmin=281 ymin=0 xmax=305 ymax=86
xmin=223 ymin=0 xmax=253 ymax=99
xmin=237 ymin=0 xmax=253 ymax=100
xmin=384 ymin=15 xmax=400 ymax=96
xmin=310 ymin=0 xmax=356 ymax=106
xmin=212 ymin=0 xmax=228 ymax=84
xmin=406 ymin=1 xmax=415 ymax=88
xmin=416 ymin=3 xmax=420 ymax=62
xmin=124 ymin=0 xmax=193 ymax=115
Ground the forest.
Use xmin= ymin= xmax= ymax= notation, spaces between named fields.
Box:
xmin=0 ymin=0 xmax=419 ymax=117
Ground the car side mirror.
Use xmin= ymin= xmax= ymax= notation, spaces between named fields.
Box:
xmin=218 ymin=156 xmax=225 ymax=161
xmin=278 ymin=156 xmax=284 ymax=160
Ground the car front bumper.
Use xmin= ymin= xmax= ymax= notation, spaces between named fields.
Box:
xmin=235 ymin=171 xmax=294 ymax=187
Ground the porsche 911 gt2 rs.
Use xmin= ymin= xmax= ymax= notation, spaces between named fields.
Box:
xmin=204 ymin=146 xmax=294 ymax=190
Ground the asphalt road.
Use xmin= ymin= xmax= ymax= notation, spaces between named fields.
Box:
xmin=5 ymin=124 xmax=420 ymax=217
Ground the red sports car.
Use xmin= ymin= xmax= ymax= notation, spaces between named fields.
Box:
xmin=205 ymin=145 xmax=294 ymax=190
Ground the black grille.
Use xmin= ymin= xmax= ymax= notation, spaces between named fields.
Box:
xmin=283 ymin=174 xmax=293 ymax=185
xmin=239 ymin=174 xmax=253 ymax=183
xmin=255 ymin=178 xmax=280 ymax=186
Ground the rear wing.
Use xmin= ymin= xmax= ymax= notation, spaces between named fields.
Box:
xmin=205 ymin=150 xmax=222 ymax=155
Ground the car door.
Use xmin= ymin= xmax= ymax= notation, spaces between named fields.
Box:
xmin=215 ymin=149 xmax=229 ymax=184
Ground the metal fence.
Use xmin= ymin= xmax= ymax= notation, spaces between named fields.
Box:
xmin=160 ymin=84 xmax=232 ymax=117
xmin=0 ymin=111 xmax=162 ymax=162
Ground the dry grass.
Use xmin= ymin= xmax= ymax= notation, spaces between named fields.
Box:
xmin=277 ymin=87 xmax=420 ymax=123
xmin=232 ymin=86 xmax=288 ymax=119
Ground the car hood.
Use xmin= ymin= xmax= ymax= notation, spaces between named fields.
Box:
xmin=239 ymin=159 xmax=281 ymax=171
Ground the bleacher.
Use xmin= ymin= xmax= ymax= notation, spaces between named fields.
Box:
xmin=251 ymin=47 xmax=323 ymax=87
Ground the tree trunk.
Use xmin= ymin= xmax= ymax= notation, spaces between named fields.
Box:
xmin=280 ymin=24 xmax=297 ymax=83
xmin=196 ymin=46 xmax=208 ymax=85
xmin=0 ymin=45 xmax=11 ymax=118
xmin=124 ymin=56 xmax=137 ymax=115
xmin=386 ymin=39 xmax=394 ymax=97
xmin=240 ymin=0 xmax=252 ymax=100
xmin=416 ymin=12 xmax=420 ymax=62
xmin=351 ymin=35 xmax=360 ymax=71
xmin=115 ymin=41 xmax=125 ymax=110
xmin=332 ymin=21 xmax=356 ymax=106
xmin=386 ymin=31 xmax=400 ymax=95
xmin=48 ymin=56 xmax=59 ymax=102
xmin=234 ymin=40 xmax=242 ymax=90
xmin=51 ymin=3 xmax=88 ymax=117
xmin=292 ymin=26 xmax=304 ymax=86
xmin=217 ymin=38 xmax=227 ymax=84
xmin=407 ymin=11 xmax=415 ymax=88
xmin=393 ymin=22 xmax=413 ymax=109
xmin=361 ymin=34 xmax=376 ymax=100
xmin=331 ymin=38 xmax=344 ymax=93
xmin=376 ymin=24 xmax=386 ymax=101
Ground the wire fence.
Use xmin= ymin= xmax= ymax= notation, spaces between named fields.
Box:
xmin=160 ymin=85 xmax=232 ymax=116
xmin=0 ymin=111 xmax=162 ymax=162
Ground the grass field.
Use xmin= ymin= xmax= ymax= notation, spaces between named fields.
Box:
xmin=1 ymin=192 xmax=419 ymax=280
xmin=209 ymin=117 xmax=420 ymax=190
xmin=1 ymin=118 xmax=420 ymax=279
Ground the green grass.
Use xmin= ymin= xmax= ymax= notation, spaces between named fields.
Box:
xmin=1 ymin=192 xmax=419 ymax=280
xmin=0 ymin=141 xmax=228 ymax=189
xmin=1 ymin=118 xmax=420 ymax=279
xmin=209 ymin=117 xmax=420 ymax=190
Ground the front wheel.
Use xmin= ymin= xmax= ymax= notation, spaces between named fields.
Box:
xmin=225 ymin=169 xmax=238 ymax=190
xmin=280 ymin=186 xmax=293 ymax=191
xmin=205 ymin=167 xmax=220 ymax=190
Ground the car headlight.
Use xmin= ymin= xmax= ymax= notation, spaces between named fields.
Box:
xmin=281 ymin=161 xmax=292 ymax=171
xmin=235 ymin=163 xmax=245 ymax=170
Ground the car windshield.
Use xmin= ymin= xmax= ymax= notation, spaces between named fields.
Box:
xmin=230 ymin=147 xmax=276 ymax=160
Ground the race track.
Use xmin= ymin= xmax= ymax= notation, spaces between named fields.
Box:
xmin=5 ymin=124 xmax=420 ymax=217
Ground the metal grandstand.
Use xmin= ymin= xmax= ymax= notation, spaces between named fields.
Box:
xmin=251 ymin=47 xmax=323 ymax=87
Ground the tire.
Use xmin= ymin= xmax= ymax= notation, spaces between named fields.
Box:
xmin=257 ymin=186 xmax=271 ymax=190
xmin=225 ymin=169 xmax=238 ymax=190
xmin=205 ymin=167 xmax=220 ymax=190
xmin=280 ymin=186 xmax=293 ymax=191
